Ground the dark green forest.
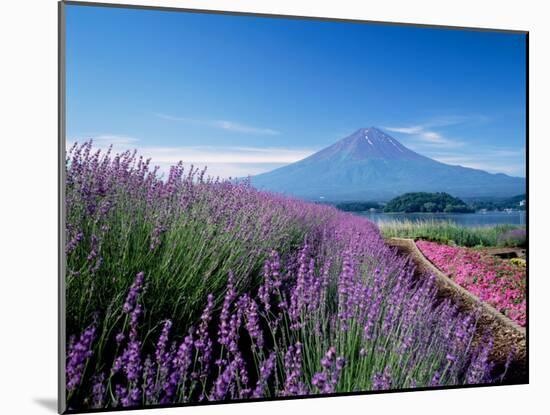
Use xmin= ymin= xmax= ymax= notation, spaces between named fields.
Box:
xmin=467 ymin=194 xmax=526 ymax=211
xmin=332 ymin=193 xmax=526 ymax=213
xmin=383 ymin=192 xmax=474 ymax=213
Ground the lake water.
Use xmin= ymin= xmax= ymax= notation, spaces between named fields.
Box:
xmin=355 ymin=211 xmax=526 ymax=227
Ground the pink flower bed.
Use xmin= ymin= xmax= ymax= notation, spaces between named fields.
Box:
xmin=416 ymin=240 xmax=526 ymax=327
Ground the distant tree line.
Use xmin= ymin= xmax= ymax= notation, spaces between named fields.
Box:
xmin=468 ymin=194 xmax=526 ymax=211
xmin=383 ymin=192 xmax=474 ymax=213
xmin=335 ymin=201 xmax=381 ymax=212
xmin=333 ymin=193 xmax=526 ymax=213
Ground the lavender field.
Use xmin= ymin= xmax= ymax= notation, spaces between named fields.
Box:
xmin=65 ymin=142 xmax=502 ymax=411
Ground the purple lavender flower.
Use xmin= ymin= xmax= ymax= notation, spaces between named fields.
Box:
xmin=114 ymin=384 xmax=127 ymax=407
xmin=371 ymin=366 xmax=392 ymax=391
xmin=165 ymin=329 xmax=194 ymax=400
xmin=466 ymin=337 xmax=494 ymax=384
xmin=288 ymin=245 xmax=310 ymax=330
xmin=252 ymin=352 xmax=276 ymax=398
xmin=244 ymin=297 xmax=264 ymax=349
xmin=91 ymin=373 xmax=105 ymax=408
xmin=155 ymin=320 xmax=173 ymax=364
xmin=321 ymin=347 xmax=336 ymax=369
xmin=227 ymin=309 xmax=243 ymax=355
xmin=123 ymin=272 xmax=145 ymax=314
xmin=195 ymin=294 xmax=214 ymax=381
xmin=234 ymin=351 xmax=251 ymax=398
xmin=312 ymin=347 xmax=345 ymax=394
xmin=337 ymin=250 xmax=355 ymax=328
xmin=66 ymin=231 xmax=83 ymax=254
xmin=430 ymin=371 xmax=441 ymax=387
xmin=211 ymin=360 xmax=235 ymax=400
xmin=142 ymin=355 xmax=156 ymax=403
xmin=258 ymin=250 xmax=281 ymax=312
xmin=282 ymin=342 xmax=306 ymax=396
xmin=119 ymin=387 xmax=140 ymax=408
xmin=218 ymin=271 xmax=237 ymax=346
xmin=311 ymin=372 xmax=328 ymax=391
xmin=66 ymin=323 xmax=96 ymax=392
xmin=122 ymin=337 xmax=142 ymax=383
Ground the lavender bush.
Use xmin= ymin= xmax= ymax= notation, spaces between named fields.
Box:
xmin=65 ymin=142 xmax=497 ymax=410
xmin=66 ymin=141 xmax=339 ymax=334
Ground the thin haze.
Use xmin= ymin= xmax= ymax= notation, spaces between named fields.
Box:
xmin=66 ymin=5 xmax=526 ymax=179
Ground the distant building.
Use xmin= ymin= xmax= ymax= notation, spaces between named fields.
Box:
xmin=519 ymin=200 xmax=526 ymax=207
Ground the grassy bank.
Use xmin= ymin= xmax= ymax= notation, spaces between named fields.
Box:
xmin=379 ymin=219 xmax=526 ymax=247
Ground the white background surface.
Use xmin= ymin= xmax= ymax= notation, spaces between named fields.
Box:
xmin=0 ymin=0 xmax=547 ymax=414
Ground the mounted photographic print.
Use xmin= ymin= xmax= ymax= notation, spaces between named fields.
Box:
xmin=59 ymin=1 xmax=528 ymax=413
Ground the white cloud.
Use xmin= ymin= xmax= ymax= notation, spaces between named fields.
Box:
xmin=383 ymin=116 xmax=524 ymax=176
xmin=155 ymin=113 xmax=192 ymax=122
xmin=384 ymin=124 xmax=462 ymax=147
xmin=427 ymin=114 xmax=491 ymax=127
xmin=131 ymin=145 xmax=314 ymax=164
xmin=67 ymin=135 xmax=315 ymax=179
xmin=71 ymin=134 xmax=140 ymax=146
xmin=155 ymin=113 xmax=280 ymax=136
xmin=424 ymin=151 xmax=525 ymax=177
xmin=383 ymin=126 xmax=424 ymax=135
xmin=383 ymin=115 xmax=492 ymax=148
xmin=421 ymin=131 xmax=443 ymax=141
xmin=213 ymin=121 xmax=280 ymax=136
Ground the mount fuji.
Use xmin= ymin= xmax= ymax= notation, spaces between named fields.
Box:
xmin=250 ymin=127 xmax=525 ymax=201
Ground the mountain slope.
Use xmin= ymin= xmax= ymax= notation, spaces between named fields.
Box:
xmin=251 ymin=127 xmax=525 ymax=201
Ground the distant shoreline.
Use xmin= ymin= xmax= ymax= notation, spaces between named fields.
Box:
xmin=354 ymin=210 xmax=526 ymax=228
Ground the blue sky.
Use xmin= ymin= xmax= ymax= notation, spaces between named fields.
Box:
xmin=66 ymin=4 xmax=527 ymax=178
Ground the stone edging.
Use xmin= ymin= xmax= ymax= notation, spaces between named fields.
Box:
xmin=386 ymin=237 xmax=527 ymax=383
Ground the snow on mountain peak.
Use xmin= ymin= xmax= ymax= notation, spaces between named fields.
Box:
xmin=306 ymin=127 xmax=425 ymax=163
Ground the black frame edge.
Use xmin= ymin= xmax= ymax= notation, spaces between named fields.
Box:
xmin=58 ymin=1 xmax=67 ymax=413
xmin=525 ymin=31 xmax=530 ymax=384
xmin=61 ymin=0 xmax=528 ymax=34
xmin=57 ymin=1 xmax=530 ymax=413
